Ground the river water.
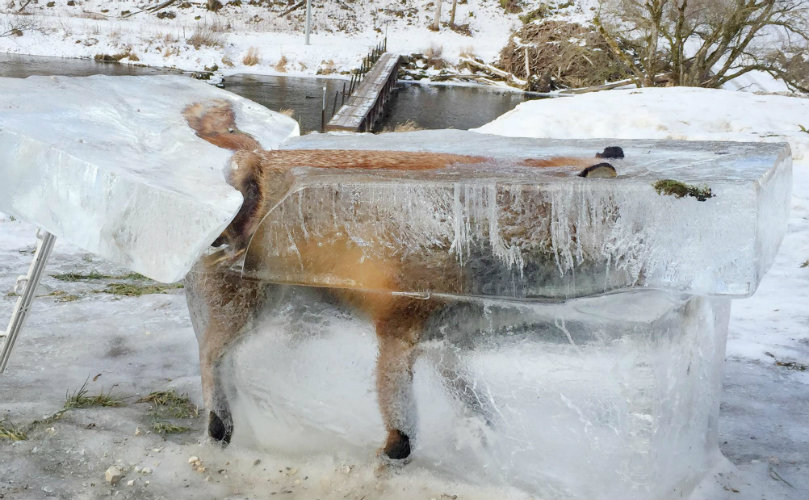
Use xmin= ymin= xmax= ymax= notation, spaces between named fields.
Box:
xmin=0 ymin=53 xmax=528 ymax=132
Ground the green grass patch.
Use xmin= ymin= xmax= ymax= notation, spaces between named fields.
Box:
xmin=100 ymin=282 xmax=183 ymax=296
xmin=46 ymin=290 xmax=81 ymax=302
xmin=137 ymin=391 xmax=198 ymax=419
xmin=653 ymin=179 xmax=714 ymax=201
xmin=799 ymin=124 xmax=808 ymax=134
xmin=64 ymin=381 xmax=123 ymax=410
xmin=152 ymin=421 xmax=192 ymax=435
xmin=0 ymin=420 xmax=28 ymax=441
xmin=138 ymin=390 xmax=198 ymax=435
xmin=51 ymin=271 xmax=147 ymax=282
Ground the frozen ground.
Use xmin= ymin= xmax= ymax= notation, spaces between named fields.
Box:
xmin=1 ymin=87 xmax=808 ymax=499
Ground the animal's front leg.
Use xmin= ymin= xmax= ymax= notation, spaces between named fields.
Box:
xmin=199 ymin=327 xmax=233 ymax=444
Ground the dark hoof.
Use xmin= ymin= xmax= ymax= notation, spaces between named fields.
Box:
xmin=383 ymin=429 xmax=411 ymax=460
xmin=578 ymin=162 xmax=617 ymax=178
xmin=596 ymin=146 xmax=624 ymax=159
xmin=208 ymin=410 xmax=232 ymax=445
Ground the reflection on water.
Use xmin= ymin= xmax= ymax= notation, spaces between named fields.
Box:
xmin=0 ymin=54 xmax=530 ymax=133
xmin=383 ymin=82 xmax=527 ymax=131
xmin=0 ymin=53 xmax=179 ymax=78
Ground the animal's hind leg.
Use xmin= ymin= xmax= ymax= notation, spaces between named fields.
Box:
xmin=436 ymin=348 xmax=498 ymax=427
xmin=374 ymin=302 xmax=428 ymax=461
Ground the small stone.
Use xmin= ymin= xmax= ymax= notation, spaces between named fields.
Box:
xmin=126 ymin=480 xmax=135 ymax=487
xmin=105 ymin=466 xmax=124 ymax=485
xmin=134 ymin=466 xmax=141 ymax=473
xmin=134 ymin=427 xmax=142 ymax=436
xmin=188 ymin=456 xmax=199 ymax=464
xmin=141 ymin=467 xmax=152 ymax=475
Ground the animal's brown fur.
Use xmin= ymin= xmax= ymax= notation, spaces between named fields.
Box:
xmin=183 ymin=99 xmax=619 ymax=458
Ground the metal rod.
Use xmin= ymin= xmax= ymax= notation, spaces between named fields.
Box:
xmin=331 ymin=90 xmax=339 ymax=117
xmin=1 ymin=230 xmax=56 ymax=373
xmin=320 ymin=86 xmax=326 ymax=132
xmin=304 ymin=0 xmax=312 ymax=45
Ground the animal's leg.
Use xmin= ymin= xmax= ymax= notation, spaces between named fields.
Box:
xmin=374 ymin=306 xmax=424 ymax=461
xmin=435 ymin=348 xmax=497 ymax=427
xmin=199 ymin=337 xmax=233 ymax=444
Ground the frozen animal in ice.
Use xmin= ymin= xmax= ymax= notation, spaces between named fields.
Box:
xmin=182 ymin=99 xmax=623 ymax=461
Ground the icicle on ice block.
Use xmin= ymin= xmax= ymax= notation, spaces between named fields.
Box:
xmin=0 ymin=75 xmax=299 ymax=283
xmin=242 ymin=130 xmax=791 ymax=299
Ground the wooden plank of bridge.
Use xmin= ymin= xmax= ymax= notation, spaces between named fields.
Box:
xmin=326 ymin=53 xmax=399 ymax=132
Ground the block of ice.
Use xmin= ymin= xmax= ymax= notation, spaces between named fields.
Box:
xmin=219 ymin=285 xmax=730 ymax=499
xmin=242 ymin=130 xmax=791 ymax=299
xmin=0 ymin=75 xmax=299 ymax=282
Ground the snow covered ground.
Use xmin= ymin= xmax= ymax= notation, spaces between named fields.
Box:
xmin=0 ymin=0 xmax=584 ymax=81
xmin=0 ymin=86 xmax=806 ymax=499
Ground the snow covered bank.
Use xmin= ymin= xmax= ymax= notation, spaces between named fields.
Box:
xmin=476 ymin=87 xmax=809 ymax=161
xmin=0 ymin=0 xmax=543 ymax=80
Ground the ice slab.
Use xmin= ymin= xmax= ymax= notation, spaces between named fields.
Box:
xmin=0 ymin=75 xmax=299 ymax=282
xmin=219 ymin=285 xmax=731 ymax=499
xmin=243 ymin=130 xmax=791 ymax=299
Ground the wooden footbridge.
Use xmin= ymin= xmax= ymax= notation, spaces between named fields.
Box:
xmin=325 ymin=51 xmax=400 ymax=133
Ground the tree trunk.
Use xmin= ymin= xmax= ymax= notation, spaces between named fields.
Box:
xmin=432 ymin=0 xmax=442 ymax=31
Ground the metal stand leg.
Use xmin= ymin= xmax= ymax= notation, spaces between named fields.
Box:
xmin=0 ymin=229 xmax=56 ymax=373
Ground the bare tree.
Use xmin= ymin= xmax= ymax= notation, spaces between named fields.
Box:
xmin=595 ymin=0 xmax=809 ymax=92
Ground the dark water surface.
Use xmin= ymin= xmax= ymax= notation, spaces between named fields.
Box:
xmin=0 ymin=54 xmax=529 ymax=132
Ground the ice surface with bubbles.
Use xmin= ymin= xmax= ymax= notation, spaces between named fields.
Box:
xmin=0 ymin=75 xmax=299 ymax=282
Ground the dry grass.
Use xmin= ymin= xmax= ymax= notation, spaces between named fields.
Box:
xmin=187 ymin=26 xmax=223 ymax=49
xmin=387 ymin=120 xmax=422 ymax=132
xmin=0 ymin=421 xmax=27 ymax=441
xmin=243 ymin=46 xmax=260 ymax=66
xmin=221 ymin=55 xmax=235 ymax=67
xmin=274 ymin=54 xmax=288 ymax=72
xmin=278 ymin=108 xmax=295 ymax=117
xmin=424 ymin=44 xmax=448 ymax=69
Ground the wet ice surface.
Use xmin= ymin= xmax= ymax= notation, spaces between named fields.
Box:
xmin=0 ymin=75 xmax=299 ymax=282
xmin=243 ymin=131 xmax=791 ymax=299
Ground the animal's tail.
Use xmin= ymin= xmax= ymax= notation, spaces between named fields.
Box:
xmin=183 ymin=99 xmax=262 ymax=152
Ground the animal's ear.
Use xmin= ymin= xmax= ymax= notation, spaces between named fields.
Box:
xmin=578 ymin=162 xmax=617 ymax=178
xmin=596 ymin=146 xmax=624 ymax=159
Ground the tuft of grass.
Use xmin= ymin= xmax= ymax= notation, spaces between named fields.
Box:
xmin=386 ymin=120 xmax=422 ymax=132
xmin=278 ymin=108 xmax=295 ymax=118
xmin=653 ymin=179 xmax=714 ymax=201
xmin=47 ymin=290 xmax=80 ymax=303
xmin=0 ymin=421 xmax=28 ymax=441
xmin=243 ymin=47 xmax=260 ymax=66
xmin=137 ymin=391 xmax=198 ymax=419
xmin=64 ymin=380 xmax=123 ymax=410
xmin=799 ymin=124 xmax=809 ymax=135
xmin=187 ymin=26 xmax=223 ymax=49
xmin=801 ymin=260 xmax=808 ymax=268
xmin=152 ymin=421 xmax=191 ymax=435
xmin=273 ymin=54 xmax=288 ymax=72
xmin=51 ymin=271 xmax=146 ymax=282
xmin=100 ymin=282 xmax=183 ymax=297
